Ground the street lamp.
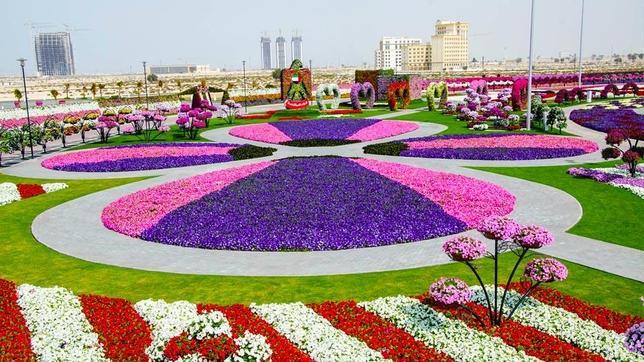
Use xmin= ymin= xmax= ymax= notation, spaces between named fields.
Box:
xmin=17 ymin=58 xmax=34 ymax=159
xmin=577 ymin=0 xmax=585 ymax=87
xmin=242 ymin=60 xmax=247 ymax=113
xmin=309 ymin=59 xmax=312 ymax=70
xmin=525 ymin=0 xmax=536 ymax=130
xmin=142 ymin=61 xmax=149 ymax=109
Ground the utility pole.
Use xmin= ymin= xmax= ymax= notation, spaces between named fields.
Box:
xmin=525 ymin=0 xmax=536 ymax=130
xmin=17 ymin=58 xmax=34 ymax=158
xmin=142 ymin=61 xmax=149 ymax=109
xmin=577 ymin=0 xmax=585 ymax=87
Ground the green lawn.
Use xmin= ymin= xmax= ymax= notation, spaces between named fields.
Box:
xmin=474 ymin=160 xmax=643 ymax=250
xmin=0 ymin=172 xmax=641 ymax=315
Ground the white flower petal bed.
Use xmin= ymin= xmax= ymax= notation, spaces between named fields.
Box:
xmin=359 ymin=296 xmax=536 ymax=362
xmin=41 ymin=182 xmax=69 ymax=193
xmin=17 ymin=284 xmax=108 ymax=361
xmin=0 ymin=182 xmax=21 ymax=206
xmin=471 ymin=287 xmax=642 ymax=361
xmin=250 ymin=302 xmax=386 ymax=361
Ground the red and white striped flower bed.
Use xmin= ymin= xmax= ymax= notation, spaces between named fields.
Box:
xmin=1 ymin=278 xmax=641 ymax=361
xmin=0 ymin=182 xmax=68 ymax=206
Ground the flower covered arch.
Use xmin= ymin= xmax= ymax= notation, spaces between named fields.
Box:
xmin=315 ymin=83 xmax=341 ymax=110
xmin=426 ymin=82 xmax=448 ymax=111
xmin=388 ymin=82 xmax=411 ymax=111
xmin=349 ymin=82 xmax=375 ymax=111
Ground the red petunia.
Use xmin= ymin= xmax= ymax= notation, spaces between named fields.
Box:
xmin=16 ymin=184 xmax=45 ymax=199
xmin=0 ymin=279 xmax=36 ymax=360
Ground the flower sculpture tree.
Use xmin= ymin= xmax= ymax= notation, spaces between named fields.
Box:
xmin=602 ymin=127 xmax=643 ymax=177
xmin=349 ymin=82 xmax=375 ymax=111
xmin=511 ymin=78 xmax=529 ymax=111
xmin=426 ymin=82 xmax=448 ymax=111
xmin=315 ymin=83 xmax=341 ymax=110
xmin=176 ymin=103 xmax=212 ymax=140
xmin=387 ymin=82 xmax=410 ymax=111
xmin=430 ymin=216 xmax=568 ymax=327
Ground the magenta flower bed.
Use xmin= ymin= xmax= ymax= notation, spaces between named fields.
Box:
xmin=41 ymin=143 xmax=255 ymax=172
xmin=229 ymin=119 xmax=418 ymax=146
xmin=102 ymin=157 xmax=515 ymax=251
xmin=366 ymin=134 xmax=598 ymax=160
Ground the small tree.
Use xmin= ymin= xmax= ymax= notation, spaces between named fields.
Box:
xmin=147 ymin=73 xmax=158 ymax=82
xmin=98 ymin=83 xmax=105 ymax=98
xmin=63 ymin=83 xmax=71 ymax=99
xmin=157 ymin=80 xmax=165 ymax=96
xmin=81 ymin=86 xmax=88 ymax=99
xmin=135 ymin=81 xmax=143 ymax=99
xmin=13 ymin=89 xmax=22 ymax=102
xmin=175 ymin=79 xmax=182 ymax=91
xmin=546 ymin=106 xmax=567 ymax=134
xmin=38 ymin=119 xmax=62 ymax=153
xmin=50 ymin=89 xmax=59 ymax=100
xmin=116 ymin=81 xmax=124 ymax=98
xmin=90 ymin=83 xmax=98 ymax=99
xmin=602 ymin=126 xmax=642 ymax=177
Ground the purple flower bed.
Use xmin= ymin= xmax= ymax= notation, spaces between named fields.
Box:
xmin=57 ymin=154 xmax=235 ymax=172
xmin=400 ymin=147 xmax=589 ymax=160
xmin=271 ymin=119 xmax=380 ymax=140
xmin=569 ymin=106 xmax=644 ymax=133
xmin=141 ymin=157 xmax=468 ymax=251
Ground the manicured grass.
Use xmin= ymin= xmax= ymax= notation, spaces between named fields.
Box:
xmin=392 ymin=110 xmax=576 ymax=136
xmin=0 ymin=172 xmax=641 ymax=315
xmin=474 ymin=160 xmax=642 ymax=250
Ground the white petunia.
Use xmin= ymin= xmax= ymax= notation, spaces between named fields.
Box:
xmin=41 ymin=182 xmax=69 ymax=193
xmin=0 ymin=182 xmax=21 ymax=206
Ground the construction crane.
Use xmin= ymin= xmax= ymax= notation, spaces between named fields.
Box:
xmin=62 ymin=24 xmax=91 ymax=33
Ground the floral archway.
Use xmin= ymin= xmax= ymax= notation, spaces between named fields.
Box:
xmin=511 ymin=78 xmax=529 ymax=111
xmin=349 ymin=82 xmax=375 ymax=111
xmin=600 ymin=84 xmax=620 ymax=99
xmin=426 ymin=82 xmax=448 ymax=111
xmin=387 ymin=82 xmax=410 ymax=111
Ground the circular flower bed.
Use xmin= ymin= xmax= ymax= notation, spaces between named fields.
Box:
xmin=364 ymin=134 xmax=598 ymax=160
xmin=569 ymin=99 xmax=643 ymax=133
xmin=41 ymin=143 xmax=276 ymax=172
xmin=102 ymin=157 xmax=515 ymax=251
xmin=229 ymin=119 xmax=418 ymax=147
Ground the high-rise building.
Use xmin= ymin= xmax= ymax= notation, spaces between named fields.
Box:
xmin=291 ymin=36 xmax=302 ymax=62
xmin=431 ymin=20 xmax=469 ymax=71
xmin=401 ymin=44 xmax=432 ymax=71
xmin=260 ymin=37 xmax=272 ymax=70
xmin=374 ymin=37 xmax=423 ymax=71
xmin=275 ymin=36 xmax=286 ymax=69
xmin=34 ymin=32 xmax=75 ymax=76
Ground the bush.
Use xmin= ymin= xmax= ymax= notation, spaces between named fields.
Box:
xmin=229 ymin=145 xmax=276 ymax=160
xmin=493 ymin=118 xmax=510 ymax=128
xmin=363 ymin=141 xmax=408 ymax=156
xmin=279 ymin=139 xmax=360 ymax=147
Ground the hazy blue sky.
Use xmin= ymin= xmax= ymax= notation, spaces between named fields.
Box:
xmin=1 ymin=0 xmax=642 ymax=75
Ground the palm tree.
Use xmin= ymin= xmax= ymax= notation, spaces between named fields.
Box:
xmin=50 ymin=89 xmax=59 ymax=100
xmin=98 ymin=84 xmax=105 ymax=98
xmin=13 ymin=89 xmax=22 ymax=101
xmin=63 ymin=83 xmax=71 ymax=99
xmin=90 ymin=83 xmax=98 ymax=99
xmin=175 ymin=79 xmax=182 ymax=92
xmin=251 ymin=80 xmax=259 ymax=89
xmin=135 ymin=81 xmax=143 ymax=99
xmin=81 ymin=86 xmax=88 ymax=99
xmin=157 ymin=80 xmax=164 ymax=96
xmin=116 ymin=81 xmax=124 ymax=98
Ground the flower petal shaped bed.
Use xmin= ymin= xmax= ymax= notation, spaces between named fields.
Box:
xmin=41 ymin=143 xmax=276 ymax=172
xmin=229 ymin=118 xmax=418 ymax=147
xmin=102 ymin=157 xmax=515 ymax=251
xmin=364 ymin=134 xmax=599 ymax=160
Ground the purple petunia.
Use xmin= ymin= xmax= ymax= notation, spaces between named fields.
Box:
xmin=429 ymin=277 xmax=472 ymax=305
xmin=271 ymin=119 xmax=380 ymax=141
xmin=477 ymin=216 xmax=521 ymax=241
xmin=513 ymin=225 xmax=554 ymax=249
xmin=524 ymin=258 xmax=568 ymax=283
xmin=442 ymin=236 xmax=487 ymax=261
xmin=624 ymin=322 xmax=644 ymax=354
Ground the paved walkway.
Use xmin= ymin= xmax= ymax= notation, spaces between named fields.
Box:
xmin=6 ymin=107 xmax=643 ymax=280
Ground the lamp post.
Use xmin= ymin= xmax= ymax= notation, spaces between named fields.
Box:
xmin=309 ymin=59 xmax=312 ymax=71
xmin=142 ymin=61 xmax=149 ymax=109
xmin=525 ymin=0 xmax=536 ymax=130
xmin=17 ymin=58 xmax=34 ymax=159
xmin=577 ymin=0 xmax=585 ymax=87
xmin=242 ymin=60 xmax=247 ymax=113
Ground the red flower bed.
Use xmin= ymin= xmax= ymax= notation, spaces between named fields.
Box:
xmin=309 ymin=300 xmax=452 ymax=361
xmin=164 ymin=332 xmax=237 ymax=361
xmin=277 ymin=116 xmax=304 ymax=121
xmin=79 ymin=295 xmax=151 ymax=361
xmin=322 ymin=109 xmax=362 ymax=115
xmin=511 ymin=282 xmax=643 ymax=333
xmin=0 ymin=279 xmax=35 ymax=360
xmin=238 ymin=110 xmax=277 ymax=120
xmin=16 ymin=184 xmax=45 ymax=199
xmin=423 ymin=296 xmax=604 ymax=362
xmin=199 ymin=304 xmax=312 ymax=362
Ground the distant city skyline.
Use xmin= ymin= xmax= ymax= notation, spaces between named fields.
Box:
xmin=1 ymin=0 xmax=642 ymax=76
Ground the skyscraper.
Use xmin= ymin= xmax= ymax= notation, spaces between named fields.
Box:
xmin=275 ymin=36 xmax=286 ymax=69
xmin=34 ymin=32 xmax=75 ymax=76
xmin=291 ymin=35 xmax=302 ymax=62
xmin=260 ymin=36 xmax=272 ymax=70
xmin=431 ymin=20 xmax=469 ymax=71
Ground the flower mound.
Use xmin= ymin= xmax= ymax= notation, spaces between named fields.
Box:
xmin=103 ymin=157 xmax=515 ymax=251
xmin=430 ymin=278 xmax=473 ymax=305
xmin=41 ymin=143 xmax=273 ymax=172
xmin=366 ymin=133 xmax=599 ymax=160
xmin=442 ymin=236 xmax=487 ymax=261
xmin=524 ymin=258 xmax=568 ymax=283
xmin=229 ymin=119 xmax=418 ymax=146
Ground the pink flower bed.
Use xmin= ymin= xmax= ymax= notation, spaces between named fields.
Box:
xmin=346 ymin=121 xmax=418 ymax=141
xmin=352 ymin=158 xmax=515 ymax=227
xmin=101 ymin=161 xmax=274 ymax=237
xmin=229 ymin=124 xmax=292 ymax=143
xmin=42 ymin=145 xmax=235 ymax=170
xmin=406 ymin=135 xmax=598 ymax=153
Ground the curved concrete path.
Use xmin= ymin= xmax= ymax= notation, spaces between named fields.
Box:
xmin=16 ymin=107 xmax=644 ymax=279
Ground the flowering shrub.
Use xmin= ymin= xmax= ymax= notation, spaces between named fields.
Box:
xmin=219 ymin=99 xmax=243 ymax=124
xmin=442 ymin=236 xmax=487 ymax=261
xmin=601 ymin=127 xmax=642 ymax=177
xmin=524 ymin=258 xmax=568 ymax=282
xmin=513 ymin=225 xmax=553 ymax=248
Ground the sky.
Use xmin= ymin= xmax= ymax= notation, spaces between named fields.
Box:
xmin=1 ymin=0 xmax=642 ymax=76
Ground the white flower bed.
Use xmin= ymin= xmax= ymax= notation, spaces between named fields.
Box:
xmin=0 ymin=102 xmax=101 ymax=121
xmin=609 ymin=182 xmax=644 ymax=198
xmin=41 ymin=182 xmax=69 ymax=193
xmin=359 ymin=296 xmax=536 ymax=362
xmin=471 ymin=287 xmax=642 ymax=361
xmin=17 ymin=284 xmax=107 ymax=361
xmin=250 ymin=302 xmax=385 ymax=361
xmin=0 ymin=182 xmax=21 ymax=206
